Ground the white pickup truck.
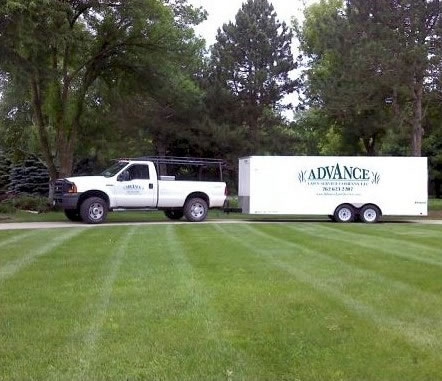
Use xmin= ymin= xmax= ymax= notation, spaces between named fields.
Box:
xmin=54 ymin=157 xmax=227 ymax=224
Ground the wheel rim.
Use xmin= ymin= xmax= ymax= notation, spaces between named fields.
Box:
xmin=89 ymin=203 xmax=104 ymax=221
xmin=338 ymin=207 xmax=352 ymax=222
xmin=190 ymin=202 xmax=205 ymax=219
xmin=363 ymin=208 xmax=377 ymax=223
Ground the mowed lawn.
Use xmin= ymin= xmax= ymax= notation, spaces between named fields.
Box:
xmin=0 ymin=223 xmax=441 ymax=381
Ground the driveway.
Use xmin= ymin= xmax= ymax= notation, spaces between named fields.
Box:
xmin=0 ymin=219 xmax=441 ymax=231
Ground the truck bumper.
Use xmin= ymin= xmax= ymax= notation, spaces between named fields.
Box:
xmin=54 ymin=194 xmax=81 ymax=210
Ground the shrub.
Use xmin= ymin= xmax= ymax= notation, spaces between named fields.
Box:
xmin=0 ymin=201 xmax=15 ymax=214
xmin=4 ymin=195 xmax=52 ymax=213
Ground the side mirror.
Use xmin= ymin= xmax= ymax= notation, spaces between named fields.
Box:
xmin=118 ymin=170 xmax=130 ymax=182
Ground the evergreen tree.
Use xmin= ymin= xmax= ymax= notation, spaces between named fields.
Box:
xmin=0 ymin=150 xmax=11 ymax=195
xmin=210 ymin=0 xmax=297 ymax=143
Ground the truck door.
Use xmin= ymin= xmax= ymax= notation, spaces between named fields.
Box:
xmin=114 ymin=163 xmax=157 ymax=208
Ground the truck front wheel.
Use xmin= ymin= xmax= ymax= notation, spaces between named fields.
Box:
xmin=184 ymin=198 xmax=208 ymax=222
xmin=164 ymin=210 xmax=184 ymax=220
xmin=64 ymin=209 xmax=83 ymax=222
xmin=80 ymin=197 xmax=108 ymax=224
xmin=334 ymin=204 xmax=355 ymax=223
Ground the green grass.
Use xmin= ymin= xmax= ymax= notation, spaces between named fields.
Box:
xmin=0 ymin=222 xmax=441 ymax=380
xmin=429 ymin=198 xmax=442 ymax=211
xmin=0 ymin=196 xmax=440 ymax=223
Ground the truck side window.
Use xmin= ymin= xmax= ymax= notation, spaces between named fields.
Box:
xmin=127 ymin=165 xmax=150 ymax=180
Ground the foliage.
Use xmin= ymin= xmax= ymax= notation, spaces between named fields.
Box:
xmin=296 ymin=0 xmax=442 ymax=157
xmin=0 ymin=194 xmax=51 ymax=213
xmin=0 ymin=0 xmax=207 ymax=181
xmin=0 ymin=150 xmax=12 ymax=193
xmin=7 ymin=156 xmax=49 ymax=196
xmin=209 ymin=0 xmax=296 ymax=145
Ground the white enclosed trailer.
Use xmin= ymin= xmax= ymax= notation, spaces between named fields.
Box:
xmin=238 ymin=156 xmax=428 ymax=223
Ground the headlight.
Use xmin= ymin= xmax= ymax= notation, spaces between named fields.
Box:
xmin=67 ymin=183 xmax=77 ymax=193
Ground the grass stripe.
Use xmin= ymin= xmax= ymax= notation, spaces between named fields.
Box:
xmin=171 ymin=225 xmax=262 ymax=380
xmin=0 ymin=227 xmax=131 ymax=381
xmin=0 ymin=230 xmax=40 ymax=250
xmin=286 ymin=223 xmax=442 ymax=294
xmin=0 ymin=228 xmax=86 ymax=283
xmin=71 ymin=226 xmax=138 ymax=380
xmin=272 ymin=224 xmax=441 ymax=302
xmin=314 ymin=224 xmax=442 ymax=266
xmin=215 ymin=224 xmax=441 ymax=349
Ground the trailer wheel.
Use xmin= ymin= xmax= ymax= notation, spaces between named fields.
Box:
xmin=164 ymin=210 xmax=184 ymax=220
xmin=360 ymin=204 xmax=381 ymax=224
xmin=184 ymin=197 xmax=208 ymax=222
xmin=80 ymin=197 xmax=108 ymax=224
xmin=334 ymin=204 xmax=356 ymax=223
xmin=64 ymin=209 xmax=83 ymax=222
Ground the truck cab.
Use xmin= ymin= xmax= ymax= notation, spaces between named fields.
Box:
xmin=54 ymin=157 xmax=227 ymax=224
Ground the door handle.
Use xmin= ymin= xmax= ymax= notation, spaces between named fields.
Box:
xmin=149 ymin=183 xmax=153 ymax=189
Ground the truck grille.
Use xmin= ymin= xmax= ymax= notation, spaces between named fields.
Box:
xmin=54 ymin=180 xmax=66 ymax=196
xmin=54 ymin=180 xmax=69 ymax=204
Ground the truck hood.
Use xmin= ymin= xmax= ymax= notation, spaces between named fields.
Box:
xmin=65 ymin=176 xmax=106 ymax=183
xmin=64 ymin=176 xmax=109 ymax=192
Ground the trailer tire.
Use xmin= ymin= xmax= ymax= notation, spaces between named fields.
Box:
xmin=334 ymin=204 xmax=356 ymax=223
xmin=328 ymin=215 xmax=336 ymax=222
xmin=164 ymin=210 xmax=184 ymax=220
xmin=360 ymin=204 xmax=381 ymax=224
xmin=64 ymin=209 xmax=83 ymax=222
xmin=80 ymin=197 xmax=108 ymax=224
xmin=184 ymin=197 xmax=208 ymax=222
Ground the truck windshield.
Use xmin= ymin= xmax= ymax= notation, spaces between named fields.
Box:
xmin=101 ymin=162 xmax=128 ymax=178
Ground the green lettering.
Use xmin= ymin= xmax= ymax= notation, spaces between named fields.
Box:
xmin=318 ymin=167 xmax=327 ymax=179
xmin=362 ymin=169 xmax=370 ymax=180
xmin=333 ymin=164 xmax=343 ymax=180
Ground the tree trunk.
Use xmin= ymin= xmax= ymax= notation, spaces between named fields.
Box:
xmin=31 ymin=75 xmax=58 ymax=201
xmin=411 ymin=75 xmax=424 ymax=157
xmin=156 ymin=141 xmax=168 ymax=176
xmin=57 ymin=129 xmax=76 ymax=178
xmin=362 ymin=135 xmax=377 ymax=156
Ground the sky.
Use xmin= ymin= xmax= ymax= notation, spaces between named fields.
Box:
xmin=187 ymin=0 xmax=318 ymax=118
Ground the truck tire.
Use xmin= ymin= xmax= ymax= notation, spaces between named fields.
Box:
xmin=184 ymin=197 xmax=208 ymax=222
xmin=334 ymin=204 xmax=355 ymax=223
xmin=164 ymin=210 xmax=184 ymax=220
xmin=64 ymin=209 xmax=83 ymax=222
xmin=360 ymin=204 xmax=381 ymax=224
xmin=80 ymin=197 xmax=108 ymax=224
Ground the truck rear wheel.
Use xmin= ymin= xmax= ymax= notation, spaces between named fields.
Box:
xmin=184 ymin=198 xmax=208 ymax=222
xmin=64 ymin=209 xmax=83 ymax=222
xmin=334 ymin=204 xmax=355 ymax=223
xmin=164 ymin=210 xmax=184 ymax=220
xmin=360 ymin=204 xmax=381 ymax=223
xmin=80 ymin=197 xmax=108 ymax=224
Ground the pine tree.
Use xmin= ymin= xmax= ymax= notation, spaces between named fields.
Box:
xmin=8 ymin=156 xmax=49 ymax=196
xmin=0 ymin=150 xmax=11 ymax=195
xmin=210 ymin=0 xmax=297 ymax=142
